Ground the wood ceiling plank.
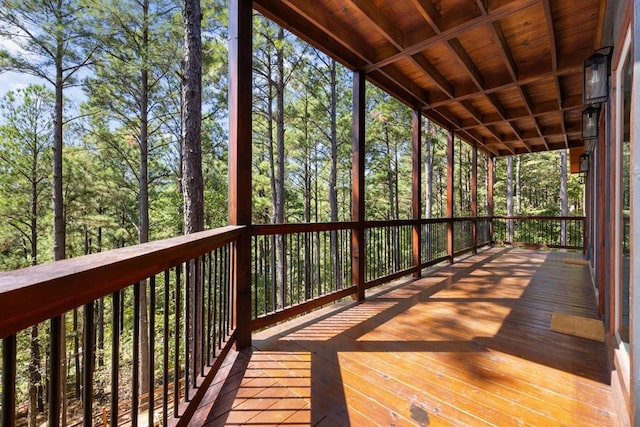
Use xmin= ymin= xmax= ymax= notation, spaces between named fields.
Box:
xmin=346 ymin=0 xmax=404 ymax=50
xmin=410 ymin=53 xmax=455 ymax=98
xmin=368 ymin=69 xmax=428 ymax=111
xmin=409 ymin=0 xmax=442 ymax=33
xmin=426 ymin=64 xmax=582 ymax=109
xmin=379 ymin=63 xmax=431 ymax=107
xmin=491 ymin=21 xmax=518 ymax=81
xmin=448 ymin=38 xmax=485 ymax=90
xmin=541 ymin=0 xmax=558 ymax=71
xmin=367 ymin=0 xmax=540 ymax=71
xmin=278 ymin=0 xmax=375 ymax=65
xmin=254 ymin=0 xmax=369 ymax=69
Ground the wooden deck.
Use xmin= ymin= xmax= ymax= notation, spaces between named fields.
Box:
xmin=191 ymin=248 xmax=617 ymax=426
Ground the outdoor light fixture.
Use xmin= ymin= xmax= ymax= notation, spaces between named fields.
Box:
xmin=579 ymin=153 xmax=589 ymax=174
xmin=582 ymin=105 xmax=600 ymax=141
xmin=583 ymin=48 xmax=612 ymax=104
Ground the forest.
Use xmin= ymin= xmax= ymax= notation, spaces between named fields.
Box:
xmin=0 ymin=0 xmax=584 ymax=425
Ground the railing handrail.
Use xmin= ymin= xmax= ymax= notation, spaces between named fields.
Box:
xmin=0 ymin=225 xmax=246 ymax=339
xmin=493 ymin=215 xmax=586 ymax=220
xmin=252 ymin=221 xmax=357 ymax=235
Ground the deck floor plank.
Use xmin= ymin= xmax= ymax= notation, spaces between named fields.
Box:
xmin=195 ymin=248 xmax=618 ymax=426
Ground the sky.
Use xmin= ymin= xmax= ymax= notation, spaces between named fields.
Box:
xmin=0 ymin=71 xmax=37 ymax=98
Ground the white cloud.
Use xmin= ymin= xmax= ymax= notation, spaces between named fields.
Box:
xmin=0 ymin=72 xmax=45 ymax=98
xmin=0 ymin=38 xmax=23 ymax=56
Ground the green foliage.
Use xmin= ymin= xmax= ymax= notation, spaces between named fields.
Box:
xmin=0 ymin=85 xmax=55 ymax=269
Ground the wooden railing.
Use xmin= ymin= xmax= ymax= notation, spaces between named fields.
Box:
xmin=492 ymin=216 xmax=586 ymax=251
xmin=0 ymin=226 xmax=244 ymax=427
xmin=0 ymin=215 xmax=585 ymax=426
xmin=250 ymin=223 xmax=355 ymax=330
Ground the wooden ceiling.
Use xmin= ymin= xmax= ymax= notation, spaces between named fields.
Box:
xmin=253 ymin=0 xmax=606 ymax=157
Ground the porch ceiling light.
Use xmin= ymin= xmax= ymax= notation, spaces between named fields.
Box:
xmin=582 ymin=105 xmax=600 ymax=141
xmin=583 ymin=49 xmax=611 ymax=104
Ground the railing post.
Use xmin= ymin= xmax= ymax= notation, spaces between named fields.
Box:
xmin=228 ymin=0 xmax=252 ymax=349
xmin=412 ymin=109 xmax=422 ymax=277
xmin=447 ymin=129 xmax=454 ymax=263
xmin=352 ymin=70 xmax=366 ymax=301
xmin=472 ymin=144 xmax=478 ymax=253
xmin=488 ymin=155 xmax=495 ymax=246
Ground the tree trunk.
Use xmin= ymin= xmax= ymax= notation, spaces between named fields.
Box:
xmin=274 ymin=27 xmax=287 ymax=308
xmin=328 ymin=59 xmax=341 ymax=288
xmin=182 ymin=0 xmax=204 ymax=233
xmin=182 ymin=0 xmax=204 ymax=383
xmin=52 ymin=19 xmax=66 ymax=422
xmin=424 ymin=120 xmax=433 ymax=219
xmin=301 ymin=94 xmax=312 ymax=299
xmin=137 ymin=0 xmax=151 ymax=396
xmin=27 ymin=325 xmax=41 ymax=427
xmin=384 ymin=125 xmax=398 ymax=270
xmin=560 ymin=149 xmax=568 ymax=247
xmin=515 ymin=156 xmax=521 ymax=215
xmin=506 ymin=156 xmax=514 ymax=242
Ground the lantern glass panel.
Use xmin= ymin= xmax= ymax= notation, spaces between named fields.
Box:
xmin=584 ymin=53 xmax=609 ymax=104
xmin=582 ymin=107 xmax=599 ymax=140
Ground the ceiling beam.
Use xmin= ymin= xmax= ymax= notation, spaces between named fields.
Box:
xmin=410 ymin=53 xmax=455 ymax=98
xmin=253 ymin=0 xmax=369 ymax=69
xmin=448 ymin=38 xmax=485 ymax=90
xmin=366 ymin=0 xmax=540 ymax=71
xmin=276 ymin=0 xmax=374 ymax=66
xmin=541 ymin=0 xmax=558 ymax=72
xmin=475 ymin=0 xmax=488 ymax=16
xmin=409 ymin=0 xmax=442 ymax=33
xmin=346 ymin=0 xmax=404 ymax=50
xmin=490 ymin=21 xmax=518 ymax=81
xmin=426 ymin=64 xmax=582 ymax=109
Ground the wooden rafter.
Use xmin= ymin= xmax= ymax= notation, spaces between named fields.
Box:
xmin=448 ymin=38 xmax=485 ymax=90
xmin=253 ymin=0 xmax=603 ymax=156
xmin=410 ymin=53 xmax=455 ymax=98
xmin=346 ymin=0 xmax=404 ymax=50
xmin=367 ymin=0 xmax=540 ymax=71
xmin=490 ymin=21 xmax=518 ymax=81
xmin=427 ymin=65 xmax=582 ymax=109
xmin=409 ymin=0 xmax=441 ymax=34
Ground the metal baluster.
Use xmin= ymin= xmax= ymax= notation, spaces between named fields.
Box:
xmin=148 ymin=276 xmax=156 ymax=427
xmin=162 ymin=270 xmax=169 ymax=427
xmin=132 ymin=283 xmax=140 ymax=427
xmin=2 ymin=335 xmax=17 ymax=427
xmin=173 ymin=265 xmax=181 ymax=418
xmin=83 ymin=302 xmax=95 ymax=427
xmin=111 ymin=291 xmax=120 ymax=427
xmin=48 ymin=316 xmax=62 ymax=427
xmin=185 ymin=260 xmax=191 ymax=402
xmin=207 ymin=252 xmax=213 ymax=364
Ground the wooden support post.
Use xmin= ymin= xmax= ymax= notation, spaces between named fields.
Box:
xmin=446 ymin=129 xmax=454 ymax=263
xmin=352 ymin=71 xmax=366 ymax=301
xmin=488 ymin=156 xmax=495 ymax=246
xmin=472 ymin=144 xmax=478 ymax=253
xmin=228 ymin=0 xmax=252 ymax=349
xmin=630 ymin=7 xmax=640 ymax=420
xmin=412 ymin=110 xmax=422 ymax=277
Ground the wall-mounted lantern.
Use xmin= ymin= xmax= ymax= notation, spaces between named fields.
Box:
xmin=579 ymin=153 xmax=589 ymax=174
xmin=582 ymin=105 xmax=600 ymax=141
xmin=583 ymin=49 xmax=611 ymax=105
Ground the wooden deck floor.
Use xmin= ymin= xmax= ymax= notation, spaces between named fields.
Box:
xmin=192 ymin=248 xmax=618 ymax=426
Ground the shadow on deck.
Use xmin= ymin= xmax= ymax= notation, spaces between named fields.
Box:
xmin=191 ymin=248 xmax=617 ymax=426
